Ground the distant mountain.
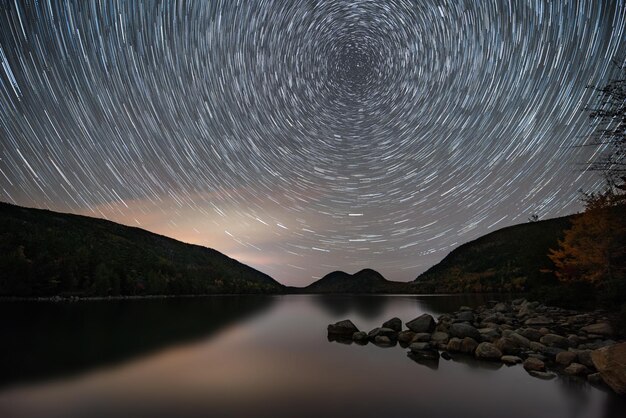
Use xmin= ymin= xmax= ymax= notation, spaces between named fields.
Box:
xmin=301 ymin=268 xmax=410 ymax=293
xmin=413 ymin=215 xmax=575 ymax=293
xmin=0 ymin=202 xmax=284 ymax=297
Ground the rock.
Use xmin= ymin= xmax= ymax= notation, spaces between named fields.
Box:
xmin=409 ymin=342 xmax=431 ymax=352
xmin=375 ymin=335 xmax=393 ymax=345
xmin=564 ymin=363 xmax=589 ymax=376
xmin=542 ymin=347 xmax=566 ymax=360
xmin=456 ymin=311 xmax=475 ymax=322
xmin=494 ymin=302 xmax=509 ymax=312
xmin=501 ymin=355 xmax=523 ymax=365
xmin=529 ymin=370 xmax=556 ymax=380
xmin=475 ymin=342 xmax=503 ymax=361
xmin=461 ymin=337 xmax=479 ymax=354
xmin=523 ymin=357 xmax=545 ymax=372
xmin=431 ymin=332 xmax=449 ymax=344
xmin=587 ymin=372 xmax=603 ymax=385
xmin=441 ymin=351 xmax=451 ymax=360
xmin=591 ymin=342 xmax=626 ymax=395
xmin=406 ymin=314 xmax=436 ymax=333
xmin=408 ymin=349 xmax=440 ymax=369
xmin=382 ymin=317 xmax=403 ymax=332
xmin=576 ymin=350 xmax=595 ymax=368
xmin=459 ymin=306 xmax=473 ymax=311
xmin=529 ymin=341 xmax=547 ymax=353
xmin=540 ymin=334 xmax=568 ymax=348
xmin=447 ymin=337 xmax=462 ymax=352
xmin=478 ymin=328 xmax=500 ymax=342
xmin=525 ymin=316 xmax=553 ymax=326
xmin=581 ymin=322 xmax=614 ymax=336
xmin=556 ymin=351 xmax=577 ymax=366
xmin=517 ymin=304 xmax=534 ymax=318
xmin=398 ymin=330 xmax=416 ymax=344
xmin=368 ymin=327 xmax=397 ymax=340
xmin=328 ymin=320 xmax=359 ymax=336
xmin=352 ymin=331 xmax=368 ymax=342
xmin=449 ymin=323 xmax=482 ymax=340
xmin=538 ymin=327 xmax=550 ymax=335
xmin=496 ymin=337 xmax=520 ymax=355
xmin=509 ymin=332 xmax=531 ymax=348
xmin=413 ymin=332 xmax=431 ymax=342
xmin=519 ymin=328 xmax=543 ymax=342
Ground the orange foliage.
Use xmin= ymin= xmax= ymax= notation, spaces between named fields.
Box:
xmin=549 ymin=186 xmax=626 ymax=286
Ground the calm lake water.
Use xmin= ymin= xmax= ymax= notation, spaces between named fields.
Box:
xmin=1 ymin=295 xmax=624 ymax=418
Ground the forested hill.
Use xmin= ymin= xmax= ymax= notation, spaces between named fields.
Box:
xmin=0 ymin=202 xmax=284 ymax=297
xmin=413 ymin=215 xmax=575 ymax=293
xmin=301 ymin=268 xmax=411 ymax=293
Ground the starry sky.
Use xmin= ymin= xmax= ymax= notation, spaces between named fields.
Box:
xmin=1 ymin=0 xmax=625 ymax=286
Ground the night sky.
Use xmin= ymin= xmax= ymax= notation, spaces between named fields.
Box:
xmin=1 ymin=1 xmax=625 ymax=286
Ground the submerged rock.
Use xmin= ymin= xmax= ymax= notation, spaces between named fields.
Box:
xmin=523 ymin=357 xmax=545 ymax=372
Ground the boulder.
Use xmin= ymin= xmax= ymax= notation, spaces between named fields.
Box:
xmin=523 ymin=357 xmax=545 ymax=372
xmin=591 ymin=342 xmax=626 ymax=394
xmin=352 ymin=331 xmax=368 ymax=342
xmin=564 ymin=363 xmax=589 ymax=376
xmin=509 ymin=332 xmax=531 ymax=348
xmin=382 ymin=317 xmax=403 ymax=332
xmin=409 ymin=342 xmax=431 ymax=352
xmin=449 ymin=323 xmax=481 ymax=340
xmin=493 ymin=302 xmax=509 ymax=312
xmin=431 ymin=332 xmax=449 ymax=345
xmin=501 ymin=355 xmax=523 ymax=365
xmin=576 ymin=350 xmax=595 ymax=368
xmin=398 ymin=330 xmax=416 ymax=344
xmin=475 ymin=342 xmax=503 ymax=361
xmin=529 ymin=370 xmax=556 ymax=380
xmin=525 ymin=316 xmax=553 ymax=326
xmin=328 ymin=320 xmax=359 ymax=336
xmin=555 ymin=351 xmax=577 ymax=366
xmin=447 ymin=337 xmax=462 ymax=353
xmin=495 ymin=337 xmax=520 ymax=355
xmin=406 ymin=314 xmax=436 ymax=333
xmin=375 ymin=335 xmax=393 ymax=345
xmin=519 ymin=328 xmax=543 ymax=342
xmin=529 ymin=341 xmax=546 ymax=352
xmin=368 ymin=327 xmax=397 ymax=341
xmin=461 ymin=337 xmax=479 ymax=354
xmin=456 ymin=311 xmax=475 ymax=322
xmin=581 ymin=322 xmax=614 ymax=336
xmin=540 ymin=334 xmax=568 ymax=348
xmin=413 ymin=332 xmax=431 ymax=342
xmin=478 ymin=328 xmax=500 ymax=342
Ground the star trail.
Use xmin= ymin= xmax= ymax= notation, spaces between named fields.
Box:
xmin=1 ymin=0 xmax=625 ymax=286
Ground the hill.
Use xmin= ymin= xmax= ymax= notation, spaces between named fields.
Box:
xmin=301 ymin=268 xmax=410 ymax=293
xmin=412 ymin=215 xmax=575 ymax=293
xmin=0 ymin=202 xmax=284 ymax=297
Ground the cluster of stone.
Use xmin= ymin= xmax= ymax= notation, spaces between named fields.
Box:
xmin=327 ymin=299 xmax=626 ymax=395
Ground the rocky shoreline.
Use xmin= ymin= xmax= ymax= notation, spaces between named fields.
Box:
xmin=328 ymin=298 xmax=626 ymax=395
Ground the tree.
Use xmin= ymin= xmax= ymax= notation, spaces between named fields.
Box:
xmin=584 ymin=58 xmax=626 ymax=183
xmin=548 ymin=186 xmax=625 ymax=286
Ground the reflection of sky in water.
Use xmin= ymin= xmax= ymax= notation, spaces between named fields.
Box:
xmin=0 ymin=296 xmax=622 ymax=418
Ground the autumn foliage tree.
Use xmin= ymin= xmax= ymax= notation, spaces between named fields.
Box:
xmin=548 ymin=185 xmax=625 ymax=307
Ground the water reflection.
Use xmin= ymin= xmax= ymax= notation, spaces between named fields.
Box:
xmin=0 ymin=296 xmax=274 ymax=388
xmin=311 ymin=294 xmax=390 ymax=318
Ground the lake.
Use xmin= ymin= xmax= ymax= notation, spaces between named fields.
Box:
xmin=0 ymin=295 xmax=624 ymax=418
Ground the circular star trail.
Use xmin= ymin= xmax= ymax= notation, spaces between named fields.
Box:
xmin=1 ymin=0 xmax=625 ymax=285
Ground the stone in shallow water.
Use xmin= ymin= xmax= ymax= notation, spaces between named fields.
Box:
xmin=461 ymin=337 xmax=478 ymax=354
xmin=591 ymin=342 xmax=626 ymax=395
xmin=397 ymin=330 xmax=416 ymax=344
xmin=523 ymin=357 xmax=545 ymax=372
xmin=529 ymin=370 xmax=556 ymax=380
xmin=328 ymin=320 xmax=359 ymax=336
xmin=406 ymin=314 xmax=436 ymax=333
xmin=431 ymin=331 xmax=449 ymax=344
xmin=449 ymin=323 xmax=481 ymax=340
xmin=501 ymin=355 xmax=523 ymax=365
xmin=382 ymin=317 xmax=402 ymax=332
xmin=447 ymin=338 xmax=462 ymax=353
xmin=475 ymin=342 xmax=502 ymax=361
xmin=540 ymin=333 xmax=568 ymax=348
xmin=525 ymin=316 xmax=553 ymax=326
xmin=564 ymin=363 xmax=589 ymax=376
xmin=555 ymin=351 xmax=577 ymax=366
xmin=352 ymin=331 xmax=368 ymax=343
xmin=413 ymin=332 xmax=432 ymax=342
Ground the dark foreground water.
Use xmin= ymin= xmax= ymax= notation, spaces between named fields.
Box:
xmin=0 ymin=295 xmax=624 ymax=418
